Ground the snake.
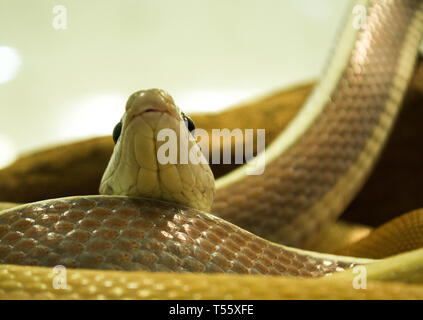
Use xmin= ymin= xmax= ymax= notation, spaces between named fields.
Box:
xmin=1 ymin=0 xmax=423 ymax=299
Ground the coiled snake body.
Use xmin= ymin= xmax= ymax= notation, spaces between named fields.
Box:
xmin=1 ymin=0 xmax=423 ymax=299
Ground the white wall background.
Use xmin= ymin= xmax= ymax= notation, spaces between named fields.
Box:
xmin=0 ymin=0 xmax=352 ymax=168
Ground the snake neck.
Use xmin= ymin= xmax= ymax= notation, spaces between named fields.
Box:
xmin=212 ymin=0 xmax=423 ymax=247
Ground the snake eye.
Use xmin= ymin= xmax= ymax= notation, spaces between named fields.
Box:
xmin=183 ymin=114 xmax=195 ymax=133
xmin=113 ymin=121 xmax=122 ymax=144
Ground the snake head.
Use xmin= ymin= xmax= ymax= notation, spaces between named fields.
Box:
xmin=99 ymin=89 xmax=215 ymax=212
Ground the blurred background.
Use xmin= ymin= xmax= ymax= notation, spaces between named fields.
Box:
xmin=0 ymin=0 xmax=352 ymax=168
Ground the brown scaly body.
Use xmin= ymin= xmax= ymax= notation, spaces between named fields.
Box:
xmin=0 ymin=197 xmax=361 ymax=276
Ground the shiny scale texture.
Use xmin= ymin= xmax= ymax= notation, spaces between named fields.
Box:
xmin=212 ymin=0 xmax=423 ymax=247
xmin=1 ymin=264 xmax=423 ymax=299
xmin=0 ymin=197 xmax=355 ymax=277
xmin=342 ymin=208 xmax=423 ymax=258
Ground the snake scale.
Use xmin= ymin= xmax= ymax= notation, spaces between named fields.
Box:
xmin=1 ymin=0 xmax=423 ymax=299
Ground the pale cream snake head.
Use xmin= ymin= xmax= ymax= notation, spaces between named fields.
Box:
xmin=99 ymin=88 xmax=215 ymax=212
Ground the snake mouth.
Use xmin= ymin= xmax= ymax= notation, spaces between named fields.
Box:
xmin=143 ymin=108 xmax=163 ymax=113
xmin=126 ymin=89 xmax=181 ymax=124
xmin=128 ymin=108 xmax=173 ymax=124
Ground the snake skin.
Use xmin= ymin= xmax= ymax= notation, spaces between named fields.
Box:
xmin=342 ymin=208 xmax=423 ymax=258
xmin=2 ymin=265 xmax=423 ymax=299
xmin=1 ymin=0 xmax=423 ymax=300
xmin=0 ymin=197 xmax=357 ymax=276
xmin=213 ymin=0 xmax=423 ymax=247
